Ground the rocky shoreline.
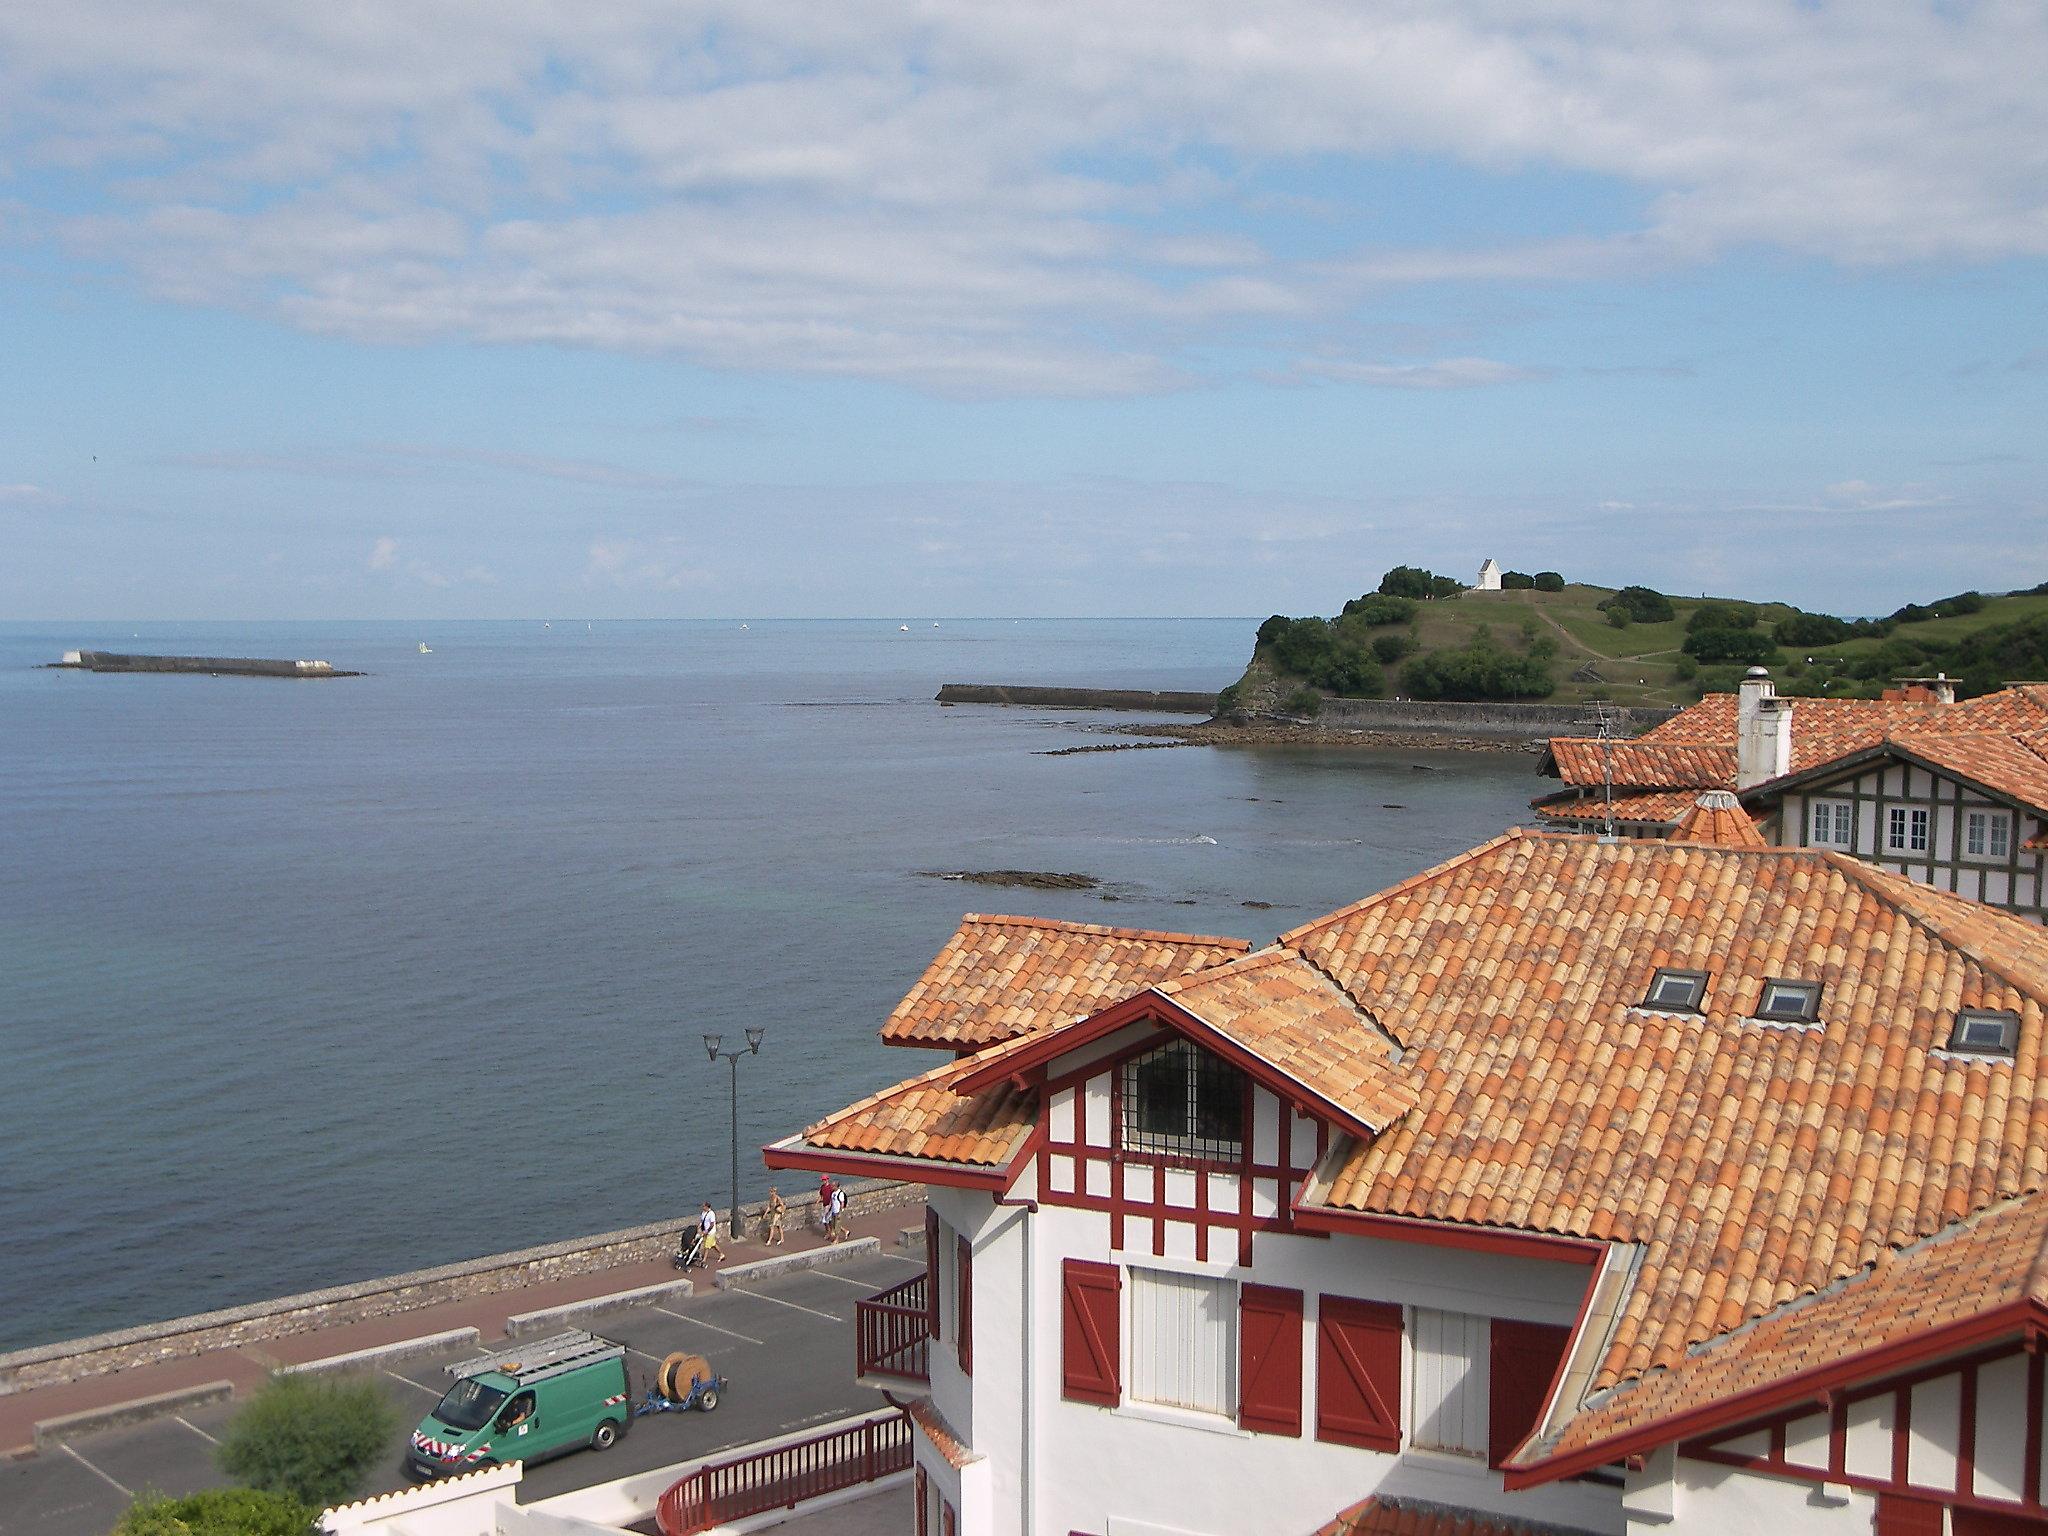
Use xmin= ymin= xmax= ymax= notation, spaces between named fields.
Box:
xmin=1108 ymin=719 xmax=1543 ymax=754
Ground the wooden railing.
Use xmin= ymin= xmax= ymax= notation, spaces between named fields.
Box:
xmin=655 ymin=1410 xmax=911 ymax=1536
xmin=855 ymin=1272 xmax=930 ymax=1384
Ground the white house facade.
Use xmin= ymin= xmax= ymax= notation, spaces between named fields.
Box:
xmin=767 ymin=833 xmax=2048 ymax=1536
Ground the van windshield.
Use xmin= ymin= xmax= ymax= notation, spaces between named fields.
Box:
xmin=432 ymin=1378 xmax=508 ymax=1433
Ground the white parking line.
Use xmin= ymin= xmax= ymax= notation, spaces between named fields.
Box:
xmin=382 ymin=1368 xmax=440 ymax=1396
xmin=624 ymin=1345 xmax=667 ymax=1366
xmin=812 ymin=1270 xmax=879 ymax=1288
xmin=651 ymin=1306 xmax=764 ymax=1345
xmin=174 ymin=1415 xmax=220 ymax=1445
xmin=60 ymin=1443 xmax=132 ymax=1497
xmin=728 ymin=1290 xmax=844 ymax=1323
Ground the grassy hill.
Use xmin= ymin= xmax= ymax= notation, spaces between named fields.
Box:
xmin=1224 ymin=576 xmax=2048 ymax=714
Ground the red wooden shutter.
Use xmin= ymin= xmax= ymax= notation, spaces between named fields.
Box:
xmin=942 ymin=1501 xmax=956 ymax=1536
xmin=1238 ymin=1284 xmax=1304 ymax=1436
xmin=1951 ymin=1510 xmax=2048 ymax=1535
xmin=1061 ymin=1259 xmax=1121 ymax=1405
xmin=1487 ymin=1319 xmax=1573 ymax=1467
xmin=1875 ymin=1495 xmax=1947 ymax=1536
xmin=925 ymin=1208 xmax=942 ymax=1342
xmin=956 ymin=1234 xmax=974 ymax=1376
xmin=914 ymin=1466 xmax=928 ymax=1536
xmin=1316 ymin=1296 xmax=1402 ymax=1451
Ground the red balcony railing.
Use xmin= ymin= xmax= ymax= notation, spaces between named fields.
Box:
xmin=855 ymin=1272 xmax=930 ymax=1384
xmin=656 ymin=1410 xmax=911 ymax=1536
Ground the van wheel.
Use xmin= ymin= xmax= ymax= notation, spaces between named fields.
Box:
xmin=696 ymin=1388 xmax=719 ymax=1412
xmin=591 ymin=1420 xmax=621 ymax=1451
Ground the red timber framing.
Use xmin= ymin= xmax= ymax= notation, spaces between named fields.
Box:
xmin=1032 ymin=1020 xmax=1331 ymax=1266
xmin=1671 ymin=1338 xmax=2048 ymax=1522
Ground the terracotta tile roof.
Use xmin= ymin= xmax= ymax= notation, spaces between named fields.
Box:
xmin=906 ymin=1397 xmax=978 ymax=1467
xmin=1546 ymin=739 xmax=1734 ymax=790
xmin=1536 ymin=1191 xmax=2048 ymax=1464
xmin=880 ymin=914 xmax=1251 ymax=1051
xmin=1884 ymin=726 xmax=2048 ymax=813
xmin=1316 ymin=1496 xmax=1599 ymax=1536
xmin=1158 ymin=949 xmax=1419 ymax=1132
xmin=799 ymin=1037 xmax=1039 ymax=1166
xmin=1284 ymin=832 xmax=2048 ymax=1397
xmin=1533 ymin=789 xmax=1701 ymax=828
xmin=1669 ymin=790 xmax=1767 ymax=848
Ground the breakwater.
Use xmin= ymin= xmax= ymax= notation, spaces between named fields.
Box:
xmin=936 ymin=683 xmax=1217 ymax=712
xmin=1296 ymin=697 xmax=1677 ymax=740
xmin=49 ymin=651 xmax=358 ymax=677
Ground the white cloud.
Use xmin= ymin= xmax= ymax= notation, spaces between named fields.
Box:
xmin=3 ymin=2 xmax=2046 ymax=393
xmin=1290 ymin=356 xmax=1549 ymax=390
xmin=367 ymin=535 xmax=398 ymax=570
xmin=0 ymin=482 xmax=52 ymax=501
xmin=582 ymin=536 xmax=704 ymax=592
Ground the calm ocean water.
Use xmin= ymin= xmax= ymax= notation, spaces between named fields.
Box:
xmin=0 ymin=619 xmax=1539 ymax=1350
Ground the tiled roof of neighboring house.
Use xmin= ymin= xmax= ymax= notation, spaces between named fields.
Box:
xmin=1886 ymin=727 xmax=2048 ymax=812
xmin=880 ymin=914 xmax=1250 ymax=1051
xmin=1533 ymin=1192 xmax=2048 ymax=1466
xmin=1316 ymin=1495 xmax=1600 ymax=1536
xmin=1158 ymin=949 xmax=1420 ymax=1132
xmin=1532 ymin=789 xmax=1707 ymax=828
xmin=799 ymin=1036 xmax=1039 ymax=1166
xmin=1546 ymin=739 xmax=1734 ymax=789
xmin=1287 ymin=833 xmax=2048 ymax=1395
xmin=1668 ymin=790 xmax=1767 ymax=847
xmin=905 ymin=1397 xmax=979 ymax=1467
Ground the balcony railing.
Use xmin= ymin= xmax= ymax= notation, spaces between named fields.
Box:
xmin=855 ymin=1272 xmax=930 ymax=1384
xmin=656 ymin=1410 xmax=911 ymax=1536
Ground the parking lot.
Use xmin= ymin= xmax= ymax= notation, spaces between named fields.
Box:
xmin=0 ymin=1250 xmax=920 ymax=1536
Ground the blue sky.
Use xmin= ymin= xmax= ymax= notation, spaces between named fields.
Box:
xmin=2 ymin=2 xmax=2044 ymax=618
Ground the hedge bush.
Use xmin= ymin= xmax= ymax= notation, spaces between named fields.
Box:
xmin=116 ymin=1490 xmax=314 ymax=1536
xmin=217 ymin=1373 xmax=399 ymax=1508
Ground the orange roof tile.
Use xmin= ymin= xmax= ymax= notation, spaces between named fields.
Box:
xmin=1536 ymin=1192 xmax=2048 ymax=1465
xmin=1158 ymin=949 xmax=1419 ymax=1132
xmin=1316 ymin=1496 xmax=1599 ymax=1536
xmin=880 ymin=914 xmax=1251 ymax=1051
xmin=1669 ymin=790 xmax=1767 ymax=848
xmin=799 ymin=1037 xmax=1039 ymax=1166
xmin=1546 ymin=739 xmax=1734 ymax=790
xmin=1533 ymin=789 xmax=1703 ymax=828
xmin=906 ymin=1397 xmax=978 ymax=1467
xmin=1284 ymin=833 xmax=2048 ymax=1402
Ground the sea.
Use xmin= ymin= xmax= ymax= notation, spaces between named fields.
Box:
xmin=0 ymin=619 xmax=1541 ymax=1352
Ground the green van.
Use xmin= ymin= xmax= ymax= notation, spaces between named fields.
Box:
xmin=408 ymin=1331 xmax=631 ymax=1479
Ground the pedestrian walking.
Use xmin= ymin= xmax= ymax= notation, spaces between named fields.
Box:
xmin=827 ymin=1182 xmax=849 ymax=1244
xmin=765 ymin=1187 xmax=788 ymax=1246
xmin=698 ymin=1200 xmax=724 ymax=1264
xmin=817 ymin=1174 xmax=837 ymax=1236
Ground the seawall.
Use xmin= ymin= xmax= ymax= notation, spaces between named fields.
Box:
xmin=1300 ymin=697 xmax=1678 ymax=740
xmin=49 ymin=651 xmax=359 ymax=678
xmin=936 ymin=683 xmax=1217 ymax=712
xmin=0 ymin=1179 xmax=920 ymax=1394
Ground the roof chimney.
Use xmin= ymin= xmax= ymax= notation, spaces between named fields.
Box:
xmin=1736 ymin=667 xmax=1792 ymax=789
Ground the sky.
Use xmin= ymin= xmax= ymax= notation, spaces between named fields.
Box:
xmin=1 ymin=1 xmax=2044 ymax=619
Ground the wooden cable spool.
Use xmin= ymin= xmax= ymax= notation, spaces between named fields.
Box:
xmin=657 ymin=1351 xmax=712 ymax=1400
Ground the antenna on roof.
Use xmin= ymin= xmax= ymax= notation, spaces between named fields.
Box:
xmin=1577 ymin=699 xmax=1623 ymax=842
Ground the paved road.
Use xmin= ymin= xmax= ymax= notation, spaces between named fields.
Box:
xmin=0 ymin=1251 xmax=921 ymax=1536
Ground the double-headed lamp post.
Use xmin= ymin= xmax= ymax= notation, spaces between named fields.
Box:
xmin=704 ymin=1027 xmax=765 ymax=1242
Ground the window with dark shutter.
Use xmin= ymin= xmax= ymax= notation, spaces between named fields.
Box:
xmin=1951 ymin=1507 xmax=2048 ymax=1535
xmin=1316 ymin=1296 xmax=1402 ymax=1451
xmin=1061 ymin=1259 xmax=1121 ymax=1405
xmin=914 ymin=1466 xmax=928 ymax=1536
xmin=956 ymin=1234 xmax=973 ymax=1377
xmin=1238 ymin=1284 xmax=1303 ymax=1436
xmin=925 ymin=1207 xmax=942 ymax=1342
xmin=1487 ymin=1319 xmax=1573 ymax=1467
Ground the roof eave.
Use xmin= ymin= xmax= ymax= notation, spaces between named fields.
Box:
xmin=760 ymin=1134 xmax=1017 ymax=1191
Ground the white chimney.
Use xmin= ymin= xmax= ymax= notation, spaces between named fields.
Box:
xmin=1736 ymin=667 xmax=1792 ymax=789
xmin=1932 ymin=672 xmax=1956 ymax=705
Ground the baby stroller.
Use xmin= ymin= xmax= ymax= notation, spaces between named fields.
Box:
xmin=673 ymin=1226 xmax=708 ymax=1271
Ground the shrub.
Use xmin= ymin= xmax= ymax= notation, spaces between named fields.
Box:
xmin=1370 ymin=633 xmax=1415 ymax=664
xmin=1944 ymin=613 xmax=2048 ymax=697
xmin=1682 ymin=628 xmax=1778 ymax=665
xmin=1686 ymin=602 xmax=1757 ymax=633
xmin=1598 ymin=585 xmax=1676 ymax=624
xmin=1257 ymin=615 xmax=1383 ymax=697
xmin=1501 ymin=570 xmax=1537 ymax=590
xmin=1255 ymin=614 xmax=1290 ymax=649
xmin=1213 ymin=681 xmax=1245 ymax=718
xmin=1340 ymin=593 xmax=1418 ymax=626
xmin=1529 ymin=635 xmax=1559 ymax=662
xmin=217 ymin=1373 xmax=400 ymax=1508
xmin=1280 ymin=686 xmax=1322 ymax=717
xmin=1674 ymin=655 xmax=1698 ymax=680
xmin=117 ymin=1490 xmax=315 ymax=1536
xmin=1533 ymin=571 xmax=1565 ymax=592
xmin=1377 ymin=565 xmax=1464 ymax=601
xmin=1606 ymin=607 xmax=1631 ymax=629
xmin=1400 ymin=637 xmax=1555 ymax=701
xmin=1773 ymin=612 xmax=1852 ymax=646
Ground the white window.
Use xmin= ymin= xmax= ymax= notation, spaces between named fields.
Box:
xmin=1410 ymin=1309 xmax=1489 ymax=1456
xmin=1809 ymin=799 xmax=1853 ymax=849
xmin=1128 ymin=1268 xmax=1235 ymax=1415
xmin=1887 ymin=806 xmax=1930 ymax=854
xmin=1965 ymin=810 xmax=2013 ymax=860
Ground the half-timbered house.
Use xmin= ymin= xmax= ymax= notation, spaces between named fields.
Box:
xmin=766 ymin=825 xmax=2048 ymax=1536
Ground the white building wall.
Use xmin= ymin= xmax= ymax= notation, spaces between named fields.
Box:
xmin=1650 ymin=1460 xmax=1876 ymax=1536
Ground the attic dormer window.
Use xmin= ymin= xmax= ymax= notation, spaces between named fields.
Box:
xmin=1122 ymin=1039 xmax=1245 ymax=1161
xmin=1644 ymin=969 xmax=1709 ymax=1013
xmin=1755 ymin=979 xmax=1822 ymax=1024
xmin=1947 ymin=1009 xmax=2020 ymax=1058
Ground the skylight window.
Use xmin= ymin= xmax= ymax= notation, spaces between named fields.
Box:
xmin=1755 ymin=979 xmax=1822 ymax=1024
xmin=1644 ymin=969 xmax=1709 ymax=1013
xmin=1947 ymin=1010 xmax=2020 ymax=1058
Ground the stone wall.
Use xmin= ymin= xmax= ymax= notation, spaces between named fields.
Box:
xmin=935 ymin=683 xmax=1217 ymax=713
xmin=1305 ymin=697 xmax=1677 ymax=740
xmin=0 ymin=1179 xmax=922 ymax=1394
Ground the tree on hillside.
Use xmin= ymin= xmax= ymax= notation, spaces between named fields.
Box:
xmin=1399 ymin=633 xmax=1554 ymax=701
xmin=1377 ymin=565 xmax=1464 ymax=601
xmin=1339 ymin=593 xmax=1417 ymax=626
xmin=1597 ymin=586 xmax=1675 ymax=624
xmin=1533 ymin=571 xmax=1565 ymax=591
xmin=1682 ymin=628 xmax=1778 ymax=665
xmin=1685 ymin=601 xmax=1757 ymax=633
xmin=117 ymin=1490 xmax=314 ymax=1536
xmin=1774 ymin=612 xmax=1852 ymax=646
xmin=1501 ymin=570 xmax=1537 ymax=590
xmin=217 ymin=1373 xmax=399 ymax=1508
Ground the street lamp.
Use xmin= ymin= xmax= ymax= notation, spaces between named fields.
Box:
xmin=704 ymin=1027 xmax=765 ymax=1242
